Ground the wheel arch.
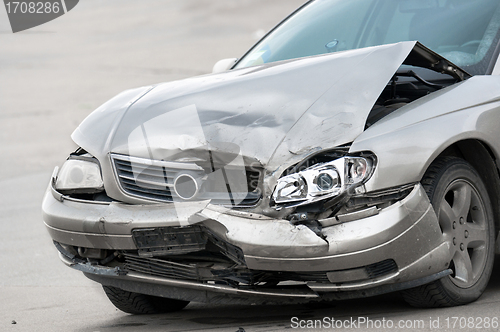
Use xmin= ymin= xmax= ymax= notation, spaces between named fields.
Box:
xmin=428 ymin=139 xmax=500 ymax=249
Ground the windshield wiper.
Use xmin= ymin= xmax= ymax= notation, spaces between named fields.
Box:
xmin=395 ymin=70 xmax=445 ymax=89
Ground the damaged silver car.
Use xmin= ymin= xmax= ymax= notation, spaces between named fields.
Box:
xmin=43 ymin=0 xmax=500 ymax=313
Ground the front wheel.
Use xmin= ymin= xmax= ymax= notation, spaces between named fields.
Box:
xmin=103 ymin=286 xmax=190 ymax=314
xmin=402 ymin=157 xmax=495 ymax=307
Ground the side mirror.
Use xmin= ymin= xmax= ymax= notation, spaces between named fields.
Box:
xmin=212 ymin=58 xmax=237 ymax=73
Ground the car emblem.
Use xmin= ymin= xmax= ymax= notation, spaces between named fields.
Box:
xmin=173 ymin=173 xmax=200 ymax=200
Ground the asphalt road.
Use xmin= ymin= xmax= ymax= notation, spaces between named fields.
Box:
xmin=1 ymin=1 xmax=500 ymax=331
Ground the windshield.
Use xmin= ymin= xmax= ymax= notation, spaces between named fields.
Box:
xmin=235 ymin=0 xmax=500 ymax=75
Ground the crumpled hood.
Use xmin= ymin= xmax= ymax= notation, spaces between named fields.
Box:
xmin=73 ymin=41 xmax=420 ymax=173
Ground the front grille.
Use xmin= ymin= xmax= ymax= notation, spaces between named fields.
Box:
xmin=281 ymin=271 xmax=330 ymax=283
xmin=122 ymin=253 xmax=330 ymax=284
xmin=123 ymin=253 xmax=200 ymax=281
xmin=113 ymin=155 xmax=193 ymax=202
xmin=111 ymin=154 xmax=261 ymax=206
xmin=365 ymin=259 xmax=398 ymax=278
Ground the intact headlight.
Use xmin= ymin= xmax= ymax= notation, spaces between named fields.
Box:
xmin=55 ymin=158 xmax=104 ymax=194
xmin=272 ymin=156 xmax=374 ymax=206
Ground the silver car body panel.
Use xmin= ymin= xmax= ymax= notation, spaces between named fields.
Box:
xmin=351 ymin=75 xmax=500 ymax=192
xmin=490 ymin=52 xmax=500 ymax=75
xmin=71 ymin=41 xmax=446 ymax=206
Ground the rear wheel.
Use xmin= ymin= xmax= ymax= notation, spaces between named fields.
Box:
xmin=402 ymin=157 xmax=495 ymax=307
xmin=103 ymin=285 xmax=189 ymax=314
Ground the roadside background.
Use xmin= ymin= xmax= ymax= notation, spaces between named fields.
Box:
xmin=1 ymin=1 xmax=500 ymax=331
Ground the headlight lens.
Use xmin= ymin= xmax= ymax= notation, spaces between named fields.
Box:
xmin=347 ymin=158 xmax=370 ymax=185
xmin=272 ymin=156 xmax=374 ymax=206
xmin=55 ymin=159 xmax=104 ymax=194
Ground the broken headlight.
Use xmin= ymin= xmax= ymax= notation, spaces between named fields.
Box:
xmin=272 ymin=156 xmax=374 ymax=207
xmin=55 ymin=158 xmax=104 ymax=194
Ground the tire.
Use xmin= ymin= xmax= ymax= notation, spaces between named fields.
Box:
xmin=402 ymin=157 xmax=495 ymax=307
xmin=103 ymin=286 xmax=189 ymax=314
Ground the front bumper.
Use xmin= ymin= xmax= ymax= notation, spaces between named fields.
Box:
xmin=56 ymin=250 xmax=451 ymax=305
xmin=43 ymin=169 xmax=450 ymax=299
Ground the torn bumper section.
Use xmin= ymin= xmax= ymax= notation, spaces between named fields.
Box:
xmin=43 ymin=168 xmax=450 ymax=302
